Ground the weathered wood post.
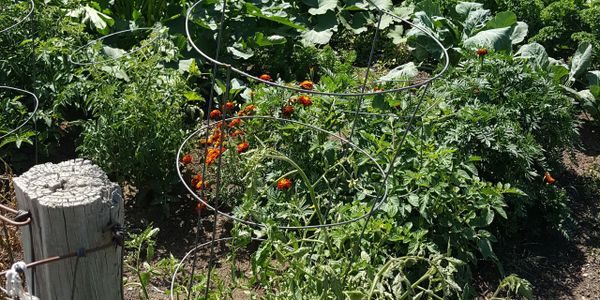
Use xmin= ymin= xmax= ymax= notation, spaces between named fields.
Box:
xmin=12 ymin=159 xmax=124 ymax=300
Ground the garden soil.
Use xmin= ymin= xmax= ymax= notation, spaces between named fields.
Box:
xmin=477 ymin=119 xmax=600 ymax=299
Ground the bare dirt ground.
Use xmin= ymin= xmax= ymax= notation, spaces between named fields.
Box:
xmin=477 ymin=119 xmax=600 ymax=299
xmin=122 ymin=191 xmax=259 ymax=300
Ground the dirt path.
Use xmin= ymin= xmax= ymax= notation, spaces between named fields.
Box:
xmin=482 ymin=120 xmax=600 ymax=299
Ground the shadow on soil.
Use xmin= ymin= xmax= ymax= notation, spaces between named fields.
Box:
xmin=477 ymin=120 xmax=600 ymax=299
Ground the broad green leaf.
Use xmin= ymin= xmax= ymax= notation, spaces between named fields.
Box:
xmin=302 ymin=29 xmax=334 ymax=44
xmin=102 ymin=46 xmax=126 ymax=59
xmin=494 ymin=206 xmax=507 ymax=219
xmin=178 ymin=58 xmax=194 ymax=73
xmin=348 ymin=11 xmax=370 ymax=33
xmin=304 ymin=0 xmax=338 ymax=15
xmin=368 ymin=0 xmax=392 ymax=10
xmin=477 ymin=238 xmax=495 ymax=259
xmin=585 ymin=70 xmax=600 ymax=86
xmin=244 ymin=3 xmax=305 ymax=30
xmin=387 ymin=25 xmax=405 ymax=44
xmin=253 ymin=33 xmax=287 ymax=46
xmin=227 ymin=46 xmax=254 ymax=60
xmin=407 ymin=194 xmax=419 ymax=207
xmin=100 ymin=66 xmax=130 ymax=82
xmin=146 ymin=243 xmax=155 ymax=260
xmin=178 ymin=58 xmax=200 ymax=76
xmin=183 ymin=91 xmax=203 ymax=101
xmin=392 ymin=4 xmax=415 ymax=20
xmin=344 ymin=291 xmax=365 ymax=300
xmin=379 ymin=62 xmax=419 ymax=82
xmin=412 ymin=11 xmax=434 ymax=30
xmin=484 ymin=11 xmax=516 ymax=29
xmin=463 ymin=27 xmax=512 ymax=51
xmin=569 ymin=42 xmax=593 ymax=81
xmin=591 ymin=85 xmax=600 ymax=98
xmin=344 ymin=0 xmax=368 ymax=10
xmin=407 ymin=12 xmax=445 ymax=59
xmin=66 ymin=5 xmax=114 ymax=32
xmin=0 ymin=131 xmax=34 ymax=149
xmin=516 ymin=43 xmax=549 ymax=69
xmin=578 ymin=89 xmax=596 ymax=104
xmin=415 ymin=0 xmax=440 ymax=16
xmin=378 ymin=14 xmax=394 ymax=30
xmin=455 ymin=2 xmax=484 ymax=18
xmin=302 ymin=12 xmax=337 ymax=45
xmin=462 ymin=8 xmax=491 ymax=38
xmin=139 ymin=272 xmax=150 ymax=287
xmin=549 ymin=58 xmax=570 ymax=82
xmin=482 ymin=207 xmax=494 ymax=226
xmin=240 ymin=88 xmax=253 ymax=101
xmin=372 ymin=93 xmax=389 ymax=110
xmin=230 ymin=78 xmax=246 ymax=91
xmin=510 ymin=22 xmax=528 ymax=45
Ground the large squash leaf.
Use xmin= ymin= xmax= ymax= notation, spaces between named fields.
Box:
xmin=463 ymin=27 xmax=512 ymax=51
xmin=303 ymin=0 xmax=338 ymax=15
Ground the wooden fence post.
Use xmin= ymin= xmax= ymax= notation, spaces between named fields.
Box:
xmin=12 ymin=159 xmax=124 ymax=300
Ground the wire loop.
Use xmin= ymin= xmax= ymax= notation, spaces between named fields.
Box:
xmin=0 ymin=0 xmax=34 ymax=35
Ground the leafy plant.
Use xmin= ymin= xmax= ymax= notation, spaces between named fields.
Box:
xmin=425 ymin=53 xmax=578 ymax=237
xmin=124 ymin=225 xmax=160 ymax=300
xmin=77 ymin=26 xmax=200 ymax=208
xmin=407 ymin=1 xmax=528 ymax=62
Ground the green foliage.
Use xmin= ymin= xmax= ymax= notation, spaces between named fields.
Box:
xmin=0 ymin=1 xmax=93 ymax=169
xmin=77 ymin=27 xmax=198 ymax=207
xmin=186 ymin=0 xmax=411 ymax=81
xmin=124 ymin=224 xmax=160 ymax=300
xmin=407 ymin=1 xmax=528 ymax=62
xmin=426 ymin=54 xmax=578 ymax=236
xmin=491 ymin=274 xmax=533 ymax=299
xmin=1 ymin=1 xmax=587 ymax=298
xmin=491 ymin=0 xmax=600 ymax=69
xmin=0 ymin=93 xmax=35 ymax=150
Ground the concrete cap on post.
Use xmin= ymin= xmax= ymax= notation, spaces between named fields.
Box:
xmin=12 ymin=159 xmax=124 ymax=300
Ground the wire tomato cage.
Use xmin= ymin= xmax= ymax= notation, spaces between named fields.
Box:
xmin=0 ymin=0 xmax=38 ymax=142
xmin=0 ymin=2 xmax=39 ymax=297
xmin=176 ymin=115 xmax=389 ymax=230
xmin=0 ymin=0 xmax=34 ymax=35
xmin=174 ymin=0 xmax=449 ymax=298
xmin=68 ymin=26 xmax=163 ymax=67
xmin=0 ymin=86 xmax=39 ymax=140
